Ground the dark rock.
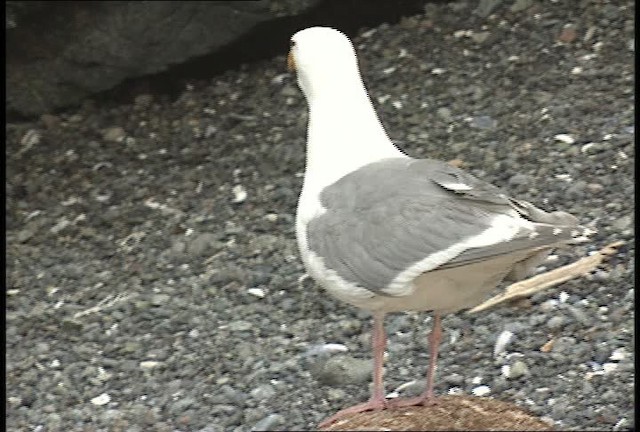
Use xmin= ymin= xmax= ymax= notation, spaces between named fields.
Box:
xmin=6 ymin=1 xmax=319 ymax=117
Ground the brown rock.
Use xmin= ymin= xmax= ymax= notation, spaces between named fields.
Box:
xmin=40 ymin=114 xmax=60 ymax=129
xmin=448 ymin=159 xmax=465 ymax=168
xmin=320 ymin=395 xmax=554 ymax=431
xmin=558 ymin=26 xmax=578 ymax=43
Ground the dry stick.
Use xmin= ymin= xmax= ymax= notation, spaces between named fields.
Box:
xmin=468 ymin=241 xmax=625 ymax=314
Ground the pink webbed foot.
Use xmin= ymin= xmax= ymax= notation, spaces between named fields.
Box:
xmin=319 ymin=397 xmax=388 ymax=428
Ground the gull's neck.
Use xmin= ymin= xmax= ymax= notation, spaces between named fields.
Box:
xmin=301 ymin=76 xmax=406 ymax=199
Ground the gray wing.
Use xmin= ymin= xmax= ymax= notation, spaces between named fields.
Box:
xmin=307 ymin=157 xmax=590 ymax=295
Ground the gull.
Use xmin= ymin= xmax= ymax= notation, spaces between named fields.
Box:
xmin=287 ymin=26 xmax=593 ymax=427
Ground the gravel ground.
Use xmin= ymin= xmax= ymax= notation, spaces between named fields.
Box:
xmin=6 ymin=1 xmax=634 ymax=431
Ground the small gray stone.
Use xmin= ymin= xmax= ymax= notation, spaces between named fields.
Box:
xmin=437 ymin=107 xmax=452 ymax=122
xmin=474 ymin=0 xmax=503 ymax=17
xmin=508 ymin=360 xmax=530 ymax=379
xmin=16 ymin=228 xmax=36 ymax=243
xmin=102 ymin=126 xmax=126 ymax=142
xmin=551 ymin=399 xmax=570 ymax=417
xmin=552 ymin=336 xmax=577 ymax=353
xmin=326 ymin=388 xmax=347 ymax=401
xmin=244 ymin=408 xmax=267 ymax=425
xmin=134 ymin=94 xmax=153 ymax=109
xmin=101 ymin=409 xmax=123 ymax=422
xmin=471 ymin=31 xmax=490 ymax=44
xmin=470 ymin=115 xmax=497 ymax=129
xmin=281 ymin=85 xmax=298 ymax=97
xmin=613 ymin=214 xmax=632 ymax=231
xmin=227 ymin=320 xmax=253 ymax=332
xmin=546 ymin=315 xmax=566 ymax=330
xmin=250 ymin=384 xmax=276 ymax=401
xmin=187 ymin=232 xmax=223 ymax=257
xmin=508 ymin=173 xmax=531 ymax=187
xmin=61 ymin=318 xmax=83 ymax=334
xmin=444 ymin=372 xmax=464 ymax=385
xmin=309 ymin=354 xmax=372 ymax=386
xmin=582 ymin=380 xmax=594 ymax=394
xmin=150 ymin=294 xmax=170 ymax=306
xmin=566 ymin=180 xmax=587 ymax=199
xmin=251 ymin=413 xmax=285 ymax=431
xmin=566 ymin=305 xmax=591 ymax=326
xmin=510 ymin=0 xmax=533 ymax=12
xmin=170 ymin=397 xmax=196 ymax=414
xmin=528 ymin=314 xmax=547 ymax=327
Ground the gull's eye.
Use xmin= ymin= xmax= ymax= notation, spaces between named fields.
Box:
xmin=290 ymin=39 xmax=295 ymax=47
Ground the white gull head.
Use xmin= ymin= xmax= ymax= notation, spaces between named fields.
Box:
xmin=288 ymin=27 xmax=406 ymax=200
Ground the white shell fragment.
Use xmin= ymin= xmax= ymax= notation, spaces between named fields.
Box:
xmin=231 ymin=184 xmax=247 ymax=203
xmin=247 ymin=287 xmax=266 ymax=298
xmin=472 ymin=385 xmax=491 ymax=396
xmin=304 ymin=343 xmax=349 ymax=357
xmin=139 ymin=361 xmax=163 ymax=370
xmin=610 ymin=348 xmax=627 ymax=361
xmin=558 ymin=291 xmax=569 ymax=303
xmin=494 ymin=330 xmax=514 ymax=357
xmin=554 ymin=133 xmax=576 ymax=144
xmin=90 ymin=393 xmax=111 ymax=406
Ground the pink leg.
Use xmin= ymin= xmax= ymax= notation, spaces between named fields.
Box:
xmin=389 ymin=313 xmax=442 ymax=408
xmin=319 ymin=311 xmax=388 ymax=427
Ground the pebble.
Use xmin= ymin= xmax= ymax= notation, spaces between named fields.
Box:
xmin=474 ymin=0 xmax=502 ymax=17
xmin=554 ymin=133 xmax=575 ymax=144
xmin=566 ymin=305 xmax=591 ymax=326
xmin=470 ymin=115 xmax=497 ymax=129
xmin=16 ymin=228 xmax=36 ymax=243
xmin=444 ymin=373 xmax=464 ymax=385
xmin=226 ymin=320 xmax=253 ymax=332
xmin=187 ymin=233 xmax=223 ymax=257
xmin=472 ymin=385 xmax=491 ymax=396
xmin=552 ymin=336 xmax=577 ymax=353
xmin=91 ymin=393 xmax=111 ymax=406
xmin=558 ymin=25 xmax=578 ymax=43
xmin=546 ymin=315 xmax=566 ymax=330
xmin=280 ymin=85 xmax=298 ymax=97
xmin=508 ymin=173 xmax=531 ymax=187
xmin=309 ymin=355 xmax=372 ymax=386
xmin=150 ymin=294 xmax=170 ymax=306
xmin=326 ymin=388 xmax=347 ymax=401
xmin=304 ymin=343 xmax=349 ymax=357
xmin=493 ymin=330 xmax=514 ymax=357
xmin=586 ymin=183 xmax=604 ymax=194
xmin=508 ymin=360 xmax=530 ymax=379
xmin=566 ymin=180 xmax=587 ymax=198
xmin=134 ymin=94 xmax=154 ymax=109
xmin=471 ymin=31 xmax=490 ymax=44
xmin=609 ymin=348 xmax=628 ymax=362
xmin=510 ymin=0 xmax=533 ymax=12
xmin=247 ymin=288 xmax=266 ymax=298
xmin=231 ymin=184 xmax=248 ymax=203
xmin=250 ymin=384 xmax=276 ymax=400
xmin=40 ymin=114 xmax=61 ymax=129
xmin=139 ymin=361 xmax=163 ymax=370
xmin=540 ymin=299 xmax=559 ymax=311
xmin=251 ymin=413 xmax=285 ymax=431
xmin=612 ymin=214 xmax=632 ymax=231
xmin=436 ymin=107 xmax=452 ymax=122
xmin=102 ymin=127 xmax=126 ymax=142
